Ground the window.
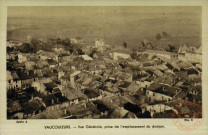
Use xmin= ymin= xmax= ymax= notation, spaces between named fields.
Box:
xmin=8 ymin=80 xmax=11 ymax=83
xmin=153 ymin=93 xmax=155 ymax=96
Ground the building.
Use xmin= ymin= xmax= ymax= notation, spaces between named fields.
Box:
xmin=143 ymin=50 xmax=178 ymax=59
xmin=146 ymin=83 xmax=181 ymax=103
xmin=18 ymin=53 xmax=27 ymax=63
xmin=146 ymin=103 xmax=172 ymax=117
xmin=70 ymin=71 xmax=81 ymax=89
xmin=31 ymin=81 xmax=47 ymax=94
xmin=113 ymin=52 xmax=131 ymax=60
xmin=95 ymin=38 xmax=105 ymax=53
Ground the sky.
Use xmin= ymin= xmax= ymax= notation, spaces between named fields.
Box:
xmin=8 ymin=6 xmax=201 ymax=18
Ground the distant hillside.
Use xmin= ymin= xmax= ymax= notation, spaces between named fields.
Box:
xmin=7 ymin=12 xmax=201 ymax=49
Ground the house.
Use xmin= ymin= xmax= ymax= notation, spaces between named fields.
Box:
xmin=58 ymin=55 xmax=72 ymax=64
xmin=60 ymin=87 xmax=84 ymax=105
xmin=17 ymin=53 xmax=27 ymax=63
xmin=20 ymin=70 xmax=39 ymax=88
xmin=31 ymin=81 xmax=47 ymax=94
xmin=117 ymin=81 xmax=132 ymax=95
xmin=47 ymin=59 xmax=57 ymax=68
xmin=68 ymin=103 xmax=94 ymax=118
xmin=7 ymin=41 xmax=15 ymax=47
xmin=143 ymin=50 xmax=178 ymax=59
xmin=136 ymin=80 xmax=153 ymax=91
xmin=146 ymin=83 xmax=181 ymax=103
xmin=109 ymin=107 xmax=129 ymax=118
xmin=60 ymin=74 xmax=71 ymax=87
xmin=58 ymin=69 xmax=65 ymax=80
xmin=152 ymin=70 xmax=164 ymax=77
xmin=113 ymin=52 xmax=131 ymax=60
xmin=145 ymin=103 xmax=172 ymax=117
xmin=34 ymin=69 xmax=44 ymax=78
xmin=95 ymin=38 xmax=105 ymax=53
xmin=184 ymin=53 xmax=202 ymax=63
xmin=52 ymin=44 xmax=66 ymax=52
xmin=37 ymin=50 xmax=57 ymax=61
xmin=90 ymin=81 xmax=103 ymax=90
xmin=116 ymin=72 xmax=133 ymax=82
xmin=7 ymin=53 xmax=16 ymax=61
xmin=39 ymin=78 xmax=53 ymax=84
xmin=178 ymin=44 xmax=202 ymax=63
xmin=178 ymin=44 xmax=200 ymax=54
xmin=7 ymin=71 xmax=21 ymax=90
xmin=25 ymin=61 xmax=36 ymax=70
xmin=36 ymin=60 xmax=49 ymax=69
xmin=126 ymin=83 xmax=140 ymax=94
xmin=82 ymin=77 xmax=93 ymax=89
xmin=83 ymin=89 xmax=103 ymax=101
xmin=80 ymin=55 xmax=93 ymax=61
xmin=70 ymin=71 xmax=81 ymax=89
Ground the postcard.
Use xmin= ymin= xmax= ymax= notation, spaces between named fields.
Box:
xmin=0 ymin=0 xmax=208 ymax=135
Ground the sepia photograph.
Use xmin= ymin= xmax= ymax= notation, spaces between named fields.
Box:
xmin=6 ymin=6 xmax=202 ymax=119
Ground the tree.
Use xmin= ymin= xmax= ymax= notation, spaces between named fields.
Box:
xmin=123 ymin=42 xmax=127 ymax=48
xmin=19 ymin=43 xmax=34 ymax=53
xmin=166 ymin=44 xmax=175 ymax=52
xmin=62 ymin=38 xmax=71 ymax=46
xmin=156 ymin=33 xmax=162 ymax=40
xmin=7 ymin=89 xmax=17 ymax=99
xmin=130 ymin=52 xmax=137 ymax=60
xmin=7 ymin=46 xmax=14 ymax=52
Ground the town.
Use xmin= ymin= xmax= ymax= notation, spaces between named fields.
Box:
xmin=7 ymin=36 xmax=202 ymax=119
